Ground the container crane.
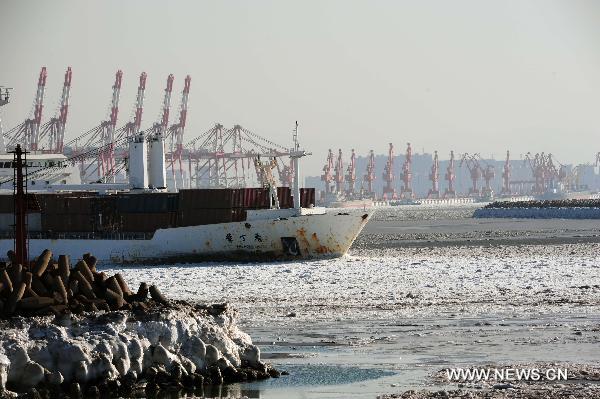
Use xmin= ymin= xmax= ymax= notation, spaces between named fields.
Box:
xmin=460 ymin=153 xmax=482 ymax=197
xmin=64 ymin=70 xmax=123 ymax=182
xmin=399 ymin=142 xmax=413 ymax=199
xmin=345 ymin=149 xmax=356 ymax=196
xmin=427 ymin=150 xmax=440 ymax=198
xmin=321 ymin=149 xmax=334 ymax=194
xmin=334 ymin=149 xmax=344 ymax=193
xmin=38 ymin=67 xmax=72 ymax=153
xmin=168 ymin=75 xmax=191 ymax=189
xmin=444 ymin=150 xmax=456 ymax=198
xmin=124 ymin=72 xmax=147 ymax=138
xmin=364 ymin=150 xmax=376 ymax=199
xmin=481 ymin=162 xmax=495 ymax=198
xmin=382 ymin=143 xmax=396 ymax=199
xmin=5 ymin=67 xmax=47 ymax=151
xmin=500 ymin=150 xmax=511 ymax=196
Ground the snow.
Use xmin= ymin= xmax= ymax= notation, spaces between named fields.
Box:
xmin=0 ymin=305 xmax=261 ymax=392
xmin=101 ymin=243 xmax=600 ymax=324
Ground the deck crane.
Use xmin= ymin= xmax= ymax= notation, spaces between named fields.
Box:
xmin=364 ymin=150 xmax=376 ymax=199
xmin=38 ymin=67 xmax=72 ymax=153
xmin=427 ymin=150 xmax=440 ymax=198
xmin=500 ymin=150 xmax=511 ymax=196
xmin=444 ymin=150 xmax=456 ymax=198
xmin=5 ymin=67 xmax=48 ymax=151
xmin=460 ymin=153 xmax=482 ymax=197
xmin=345 ymin=149 xmax=356 ymax=196
xmin=382 ymin=143 xmax=396 ymax=200
xmin=168 ymin=75 xmax=191 ymax=189
xmin=334 ymin=149 xmax=344 ymax=193
xmin=399 ymin=143 xmax=414 ymax=199
xmin=321 ymin=149 xmax=334 ymax=194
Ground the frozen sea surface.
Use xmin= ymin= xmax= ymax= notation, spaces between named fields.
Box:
xmin=102 ymin=243 xmax=600 ymax=323
xmin=100 ymin=206 xmax=600 ymax=398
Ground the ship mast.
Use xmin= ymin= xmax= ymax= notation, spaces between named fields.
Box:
xmin=290 ymin=121 xmax=309 ymax=211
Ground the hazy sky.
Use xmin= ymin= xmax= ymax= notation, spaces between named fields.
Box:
xmin=1 ymin=0 xmax=599 ymax=176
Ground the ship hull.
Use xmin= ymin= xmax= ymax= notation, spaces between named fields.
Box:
xmin=1 ymin=209 xmax=372 ymax=264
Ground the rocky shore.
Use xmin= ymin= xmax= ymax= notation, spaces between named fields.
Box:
xmin=0 ymin=250 xmax=278 ymax=398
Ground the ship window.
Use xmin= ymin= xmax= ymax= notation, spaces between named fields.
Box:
xmin=49 ymin=161 xmax=55 ymax=167
xmin=31 ymin=181 xmax=35 ymax=185
xmin=3 ymin=162 xmax=9 ymax=168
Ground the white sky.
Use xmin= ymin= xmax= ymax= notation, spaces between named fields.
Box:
xmin=1 ymin=0 xmax=599 ymax=176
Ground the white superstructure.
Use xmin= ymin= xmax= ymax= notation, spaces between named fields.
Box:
xmin=0 ymin=153 xmax=81 ymax=189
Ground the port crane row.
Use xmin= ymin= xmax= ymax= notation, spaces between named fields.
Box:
xmin=321 ymin=144 xmax=589 ymax=201
xmin=1 ymin=67 xmax=297 ymax=189
xmin=2 ymin=67 xmax=594 ymax=198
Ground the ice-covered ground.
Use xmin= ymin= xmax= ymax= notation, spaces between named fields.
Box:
xmin=99 ymin=207 xmax=600 ymax=398
xmin=102 ymin=243 xmax=600 ymax=324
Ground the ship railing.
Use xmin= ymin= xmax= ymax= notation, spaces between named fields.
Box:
xmin=0 ymin=231 xmax=154 ymax=240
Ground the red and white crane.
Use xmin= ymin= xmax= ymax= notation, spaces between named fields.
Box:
xmin=444 ymin=150 xmax=456 ymax=198
xmin=500 ymin=150 xmax=511 ymax=196
xmin=480 ymin=161 xmax=495 ymax=198
xmin=427 ymin=150 xmax=440 ymax=198
xmin=460 ymin=153 xmax=482 ymax=197
xmin=321 ymin=149 xmax=334 ymax=194
xmin=399 ymin=142 xmax=413 ymax=199
xmin=345 ymin=149 xmax=356 ymax=196
xmin=38 ymin=67 xmax=72 ymax=153
xmin=5 ymin=67 xmax=48 ymax=151
xmin=334 ymin=149 xmax=345 ymax=193
xmin=382 ymin=143 xmax=396 ymax=200
xmin=124 ymin=72 xmax=147 ymax=138
xmin=364 ymin=150 xmax=376 ymax=199
xmin=168 ymin=75 xmax=191 ymax=189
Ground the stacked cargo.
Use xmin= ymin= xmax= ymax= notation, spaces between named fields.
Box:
xmin=177 ymin=189 xmax=253 ymax=227
xmin=40 ymin=195 xmax=95 ymax=233
xmin=117 ymin=193 xmax=178 ymax=232
xmin=0 ymin=187 xmax=317 ymax=234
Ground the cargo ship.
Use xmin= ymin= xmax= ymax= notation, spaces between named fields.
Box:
xmin=0 ymin=122 xmax=373 ymax=264
xmin=0 ymin=186 xmax=371 ymax=264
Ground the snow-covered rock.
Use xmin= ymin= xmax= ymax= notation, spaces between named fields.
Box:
xmin=0 ymin=302 xmax=265 ymax=394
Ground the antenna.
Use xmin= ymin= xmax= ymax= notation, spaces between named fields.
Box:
xmin=293 ymin=121 xmax=299 ymax=151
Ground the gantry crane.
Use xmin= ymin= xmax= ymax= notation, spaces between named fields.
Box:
xmin=168 ymin=75 xmax=191 ymax=189
xmin=500 ymin=150 xmax=511 ymax=196
xmin=382 ymin=143 xmax=396 ymax=199
xmin=364 ymin=150 xmax=376 ymax=199
xmin=321 ymin=149 xmax=334 ymax=194
xmin=427 ymin=150 xmax=440 ymax=198
xmin=334 ymin=149 xmax=345 ymax=193
xmin=444 ymin=150 xmax=456 ymax=198
xmin=38 ymin=67 xmax=72 ymax=153
xmin=345 ymin=149 xmax=356 ymax=196
xmin=399 ymin=142 xmax=413 ymax=199
xmin=5 ymin=67 xmax=47 ymax=151
xmin=460 ymin=153 xmax=482 ymax=197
